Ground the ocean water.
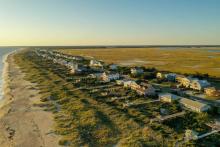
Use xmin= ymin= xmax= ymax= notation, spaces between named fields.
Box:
xmin=0 ymin=48 xmax=17 ymax=99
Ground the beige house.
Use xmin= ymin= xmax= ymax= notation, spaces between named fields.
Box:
xmin=159 ymin=93 xmax=181 ymax=103
xmin=180 ymin=98 xmax=210 ymax=113
xmin=204 ymin=87 xmax=220 ymax=97
xmin=177 ymin=76 xmax=198 ymax=88
xmin=185 ymin=129 xmax=199 ymax=141
xmin=124 ymin=81 xmax=155 ymax=96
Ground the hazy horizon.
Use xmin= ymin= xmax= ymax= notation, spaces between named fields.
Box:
xmin=0 ymin=0 xmax=220 ymax=46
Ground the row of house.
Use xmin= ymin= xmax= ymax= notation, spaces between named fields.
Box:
xmin=159 ymin=93 xmax=211 ymax=113
xmin=36 ymin=50 xmax=85 ymax=74
xmin=157 ymin=72 xmax=212 ymax=91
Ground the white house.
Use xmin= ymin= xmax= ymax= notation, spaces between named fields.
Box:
xmin=159 ymin=93 xmax=181 ymax=103
xmin=102 ymin=72 xmax=120 ymax=82
xmin=88 ymin=73 xmax=103 ymax=79
xmin=179 ymin=98 xmax=210 ymax=113
xmin=90 ymin=60 xmax=103 ymax=67
xmin=69 ymin=64 xmax=82 ymax=74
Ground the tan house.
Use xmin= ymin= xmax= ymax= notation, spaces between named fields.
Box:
xmin=180 ymin=98 xmax=210 ymax=113
xmin=204 ymin=87 xmax=220 ymax=97
xmin=123 ymin=81 xmax=155 ymax=96
xmin=130 ymin=82 xmax=155 ymax=96
xmin=159 ymin=93 xmax=181 ymax=103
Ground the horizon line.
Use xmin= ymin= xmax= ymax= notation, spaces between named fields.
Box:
xmin=0 ymin=45 xmax=220 ymax=48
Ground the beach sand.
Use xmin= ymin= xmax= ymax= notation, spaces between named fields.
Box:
xmin=0 ymin=51 xmax=60 ymax=147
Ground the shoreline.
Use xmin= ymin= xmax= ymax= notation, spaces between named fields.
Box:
xmin=0 ymin=49 xmax=60 ymax=147
xmin=0 ymin=49 xmax=18 ymax=110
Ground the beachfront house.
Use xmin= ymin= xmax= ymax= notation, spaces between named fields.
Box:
xmin=101 ymin=72 xmax=120 ymax=82
xmin=159 ymin=93 xmax=181 ymax=103
xmin=123 ymin=80 xmax=137 ymax=88
xmin=164 ymin=73 xmax=176 ymax=82
xmin=90 ymin=59 xmax=103 ymax=67
xmin=156 ymin=72 xmax=165 ymax=79
xmin=88 ymin=73 xmax=103 ymax=79
xmin=179 ymin=98 xmax=211 ymax=113
xmin=124 ymin=81 xmax=155 ymax=96
xmin=190 ymin=79 xmax=210 ymax=91
xmin=116 ymin=80 xmax=125 ymax=85
xmin=130 ymin=67 xmax=144 ymax=75
xmin=69 ymin=64 xmax=82 ymax=74
xmin=204 ymin=87 xmax=220 ymax=97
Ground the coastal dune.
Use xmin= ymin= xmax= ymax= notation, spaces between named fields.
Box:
xmin=0 ymin=51 xmax=60 ymax=147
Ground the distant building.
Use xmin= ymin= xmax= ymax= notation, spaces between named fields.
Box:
xmin=124 ymin=81 xmax=155 ymax=96
xmin=130 ymin=67 xmax=144 ymax=75
xmin=156 ymin=72 xmax=165 ymax=79
xmin=102 ymin=72 xmax=120 ymax=82
xmin=88 ymin=73 xmax=103 ymax=79
xmin=180 ymin=98 xmax=210 ymax=113
xmin=190 ymin=79 xmax=210 ymax=91
xmin=159 ymin=93 xmax=181 ymax=103
xmin=164 ymin=73 xmax=176 ymax=82
xmin=116 ymin=80 xmax=124 ymax=85
xmin=204 ymin=87 xmax=220 ymax=97
xmin=123 ymin=80 xmax=137 ymax=88
xmin=109 ymin=64 xmax=118 ymax=70
xmin=185 ymin=129 xmax=199 ymax=141
xmin=69 ymin=64 xmax=82 ymax=74
xmin=90 ymin=60 xmax=103 ymax=67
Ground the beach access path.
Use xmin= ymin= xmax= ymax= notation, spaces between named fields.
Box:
xmin=0 ymin=51 xmax=60 ymax=147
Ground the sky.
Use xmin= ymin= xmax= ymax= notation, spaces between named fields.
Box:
xmin=0 ymin=0 xmax=220 ymax=46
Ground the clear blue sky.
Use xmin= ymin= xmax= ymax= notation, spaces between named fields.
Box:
xmin=0 ymin=0 xmax=220 ymax=46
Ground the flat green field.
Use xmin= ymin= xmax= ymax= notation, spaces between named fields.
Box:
xmin=57 ymin=47 xmax=220 ymax=77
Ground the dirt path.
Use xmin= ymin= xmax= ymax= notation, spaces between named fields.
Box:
xmin=0 ymin=53 xmax=60 ymax=147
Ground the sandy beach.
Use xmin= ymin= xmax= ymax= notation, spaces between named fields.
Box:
xmin=0 ymin=50 xmax=60 ymax=147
